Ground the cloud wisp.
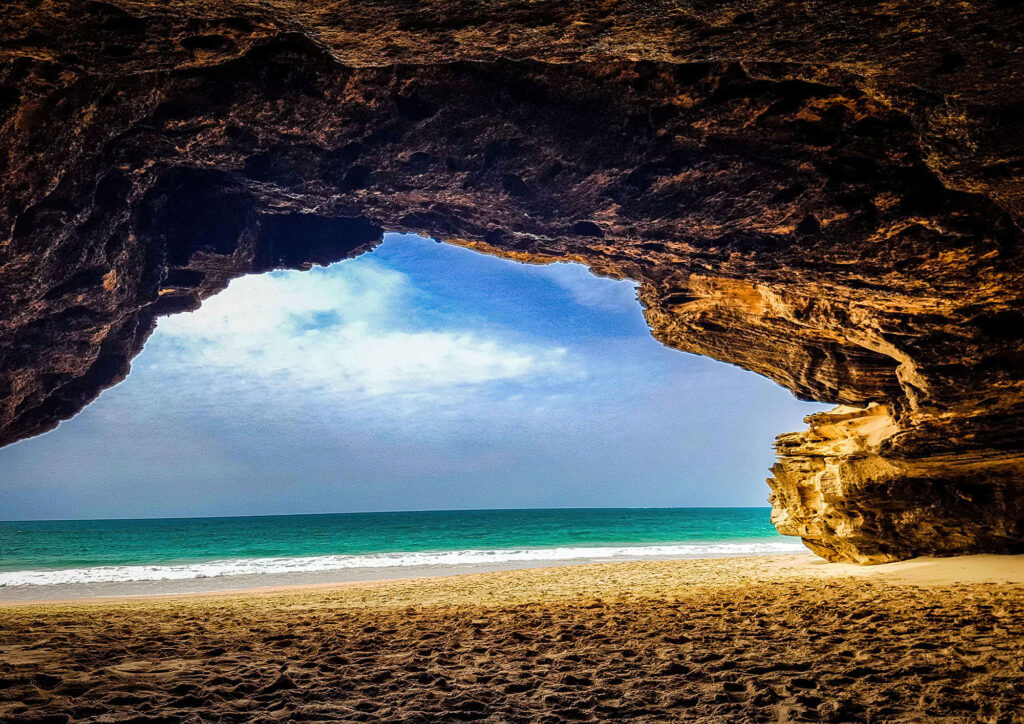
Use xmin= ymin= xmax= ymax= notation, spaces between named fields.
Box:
xmin=530 ymin=263 xmax=640 ymax=312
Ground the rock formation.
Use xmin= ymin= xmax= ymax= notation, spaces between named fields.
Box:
xmin=1 ymin=0 xmax=1022 ymax=562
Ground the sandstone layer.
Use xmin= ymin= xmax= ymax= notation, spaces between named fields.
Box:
xmin=1 ymin=1 xmax=1023 ymax=562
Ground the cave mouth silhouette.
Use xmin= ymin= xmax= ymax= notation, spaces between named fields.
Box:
xmin=2 ymin=24 xmax=1023 ymax=562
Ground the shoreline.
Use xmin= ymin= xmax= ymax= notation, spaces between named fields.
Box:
xmin=4 ymin=552 xmax=1023 ymax=607
xmin=0 ymin=545 xmax=805 ymax=604
xmin=0 ymin=551 xmax=799 ymax=605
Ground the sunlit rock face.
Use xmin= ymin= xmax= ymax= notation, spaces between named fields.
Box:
xmin=1 ymin=0 xmax=1023 ymax=562
xmin=769 ymin=405 xmax=1024 ymax=563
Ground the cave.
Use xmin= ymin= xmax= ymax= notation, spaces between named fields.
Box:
xmin=1 ymin=0 xmax=1023 ymax=563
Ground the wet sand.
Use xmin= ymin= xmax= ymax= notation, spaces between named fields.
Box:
xmin=0 ymin=549 xmax=805 ymax=603
xmin=2 ymin=554 xmax=1023 ymax=722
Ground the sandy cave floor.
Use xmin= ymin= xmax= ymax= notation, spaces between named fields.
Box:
xmin=1 ymin=555 xmax=1023 ymax=722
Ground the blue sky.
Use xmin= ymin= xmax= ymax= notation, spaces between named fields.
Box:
xmin=0 ymin=234 xmax=828 ymax=520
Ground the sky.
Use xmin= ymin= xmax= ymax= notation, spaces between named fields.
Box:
xmin=0 ymin=234 xmax=828 ymax=520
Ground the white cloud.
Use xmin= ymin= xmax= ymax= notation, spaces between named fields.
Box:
xmin=149 ymin=261 xmax=576 ymax=401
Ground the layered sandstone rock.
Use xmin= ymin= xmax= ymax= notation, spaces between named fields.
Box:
xmin=770 ymin=405 xmax=1024 ymax=563
xmin=1 ymin=0 xmax=1022 ymax=562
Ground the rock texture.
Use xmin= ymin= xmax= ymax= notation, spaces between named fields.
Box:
xmin=1 ymin=0 xmax=1023 ymax=562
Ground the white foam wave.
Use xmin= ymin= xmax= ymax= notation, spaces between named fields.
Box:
xmin=0 ymin=541 xmax=805 ymax=587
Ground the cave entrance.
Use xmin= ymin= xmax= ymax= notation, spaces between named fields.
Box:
xmin=0 ymin=232 xmax=828 ymax=520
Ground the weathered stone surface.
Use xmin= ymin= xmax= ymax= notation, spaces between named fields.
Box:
xmin=769 ymin=405 xmax=1024 ymax=563
xmin=1 ymin=0 xmax=1023 ymax=562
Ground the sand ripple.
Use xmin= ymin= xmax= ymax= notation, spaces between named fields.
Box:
xmin=1 ymin=556 xmax=1023 ymax=722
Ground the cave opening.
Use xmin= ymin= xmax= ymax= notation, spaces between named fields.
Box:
xmin=3 ymin=4 xmax=1024 ymax=715
xmin=0 ymin=232 xmax=828 ymax=522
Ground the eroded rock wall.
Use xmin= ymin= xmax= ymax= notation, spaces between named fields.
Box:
xmin=1 ymin=0 xmax=1023 ymax=561
xmin=769 ymin=405 xmax=1024 ymax=563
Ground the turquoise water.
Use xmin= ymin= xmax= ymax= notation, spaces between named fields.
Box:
xmin=0 ymin=508 xmax=800 ymax=587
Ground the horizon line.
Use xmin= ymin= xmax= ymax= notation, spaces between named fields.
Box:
xmin=1 ymin=504 xmax=773 ymax=524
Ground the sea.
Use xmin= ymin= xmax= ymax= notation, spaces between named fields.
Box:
xmin=0 ymin=507 xmax=805 ymax=601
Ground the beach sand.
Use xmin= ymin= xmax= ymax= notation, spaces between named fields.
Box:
xmin=2 ymin=553 xmax=1023 ymax=722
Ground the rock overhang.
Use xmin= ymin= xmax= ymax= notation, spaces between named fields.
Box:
xmin=1 ymin=0 xmax=1023 ymax=562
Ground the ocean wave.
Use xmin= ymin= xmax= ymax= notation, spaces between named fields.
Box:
xmin=0 ymin=541 xmax=805 ymax=587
